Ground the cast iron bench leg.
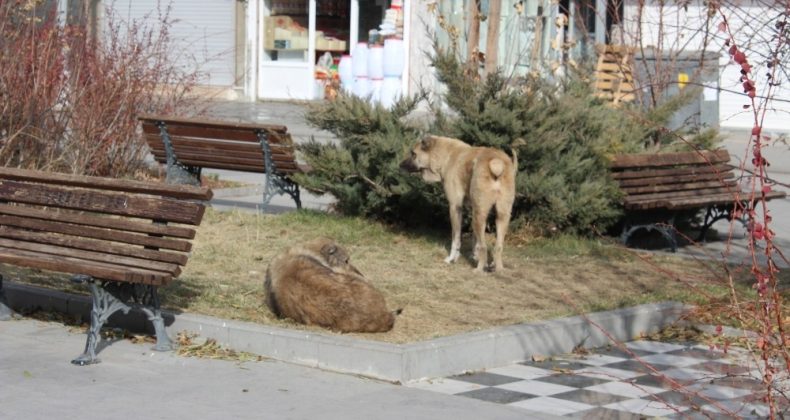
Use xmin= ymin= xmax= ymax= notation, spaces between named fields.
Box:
xmin=166 ymin=163 xmax=202 ymax=187
xmin=71 ymin=275 xmax=131 ymax=366
xmin=156 ymin=120 xmax=202 ymax=186
xmin=138 ymin=287 xmax=173 ymax=352
xmin=262 ymin=175 xmax=302 ymax=209
xmin=258 ymin=130 xmax=302 ymax=209
xmin=71 ymin=276 xmax=175 ymax=365
xmin=620 ymin=213 xmax=678 ymax=252
xmin=0 ymin=275 xmax=14 ymax=321
xmin=698 ymin=204 xmax=749 ymax=242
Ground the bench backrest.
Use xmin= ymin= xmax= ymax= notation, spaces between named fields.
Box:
xmin=610 ymin=150 xmax=737 ymax=210
xmin=138 ymin=115 xmax=300 ymax=174
xmin=0 ymin=167 xmax=212 ymax=286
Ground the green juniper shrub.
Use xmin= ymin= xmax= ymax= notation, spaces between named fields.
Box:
xmin=294 ymin=94 xmax=448 ymax=225
xmin=296 ymin=42 xmax=720 ymax=237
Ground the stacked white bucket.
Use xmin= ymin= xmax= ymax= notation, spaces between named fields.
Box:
xmin=342 ymin=39 xmax=404 ymax=108
xmin=381 ymin=38 xmax=404 ymax=108
xmin=338 ymin=55 xmax=353 ymax=95
xmin=351 ymin=43 xmax=369 ymax=98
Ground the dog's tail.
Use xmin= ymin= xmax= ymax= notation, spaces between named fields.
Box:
xmin=489 ymin=138 xmax=524 ymax=179
xmin=489 ymin=159 xmax=505 ymax=178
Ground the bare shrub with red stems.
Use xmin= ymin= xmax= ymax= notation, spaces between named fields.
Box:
xmin=0 ymin=0 xmax=203 ymax=178
xmin=714 ymin=5 xmax=790 ymax=418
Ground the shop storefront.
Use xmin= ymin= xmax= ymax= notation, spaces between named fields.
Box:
xmin=252 ymin=0 xmax=409 ymax=101
xmin=100 ymin=0 xmax=412 ymax=102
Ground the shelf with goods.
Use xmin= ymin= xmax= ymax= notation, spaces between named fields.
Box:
xmin=263 ymin=15 xmax=347 ymax=57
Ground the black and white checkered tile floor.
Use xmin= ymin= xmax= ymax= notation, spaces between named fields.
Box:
xmin=407 ymin=340 xmax=782 ymax=418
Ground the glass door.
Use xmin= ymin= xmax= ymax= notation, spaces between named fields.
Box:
xmin=259 ymin=0 xmax=315 ymax=99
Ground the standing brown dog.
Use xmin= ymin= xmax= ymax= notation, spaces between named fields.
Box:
xmin=400 ymin=135 xmax=518 ymax=272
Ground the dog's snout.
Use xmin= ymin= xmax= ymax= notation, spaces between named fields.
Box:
xmin=399 ymin=158 xmax=418 ymax=173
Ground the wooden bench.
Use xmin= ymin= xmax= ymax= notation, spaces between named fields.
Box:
xmin=0 ymin=167 xmax=212 ymax=365
xmin=611 ymin=149 xmax=786 ymax=251
xmin=139 ymin=114 xmax=306 ymax=209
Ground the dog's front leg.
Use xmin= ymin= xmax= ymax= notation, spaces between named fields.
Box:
xmin=445 ymin=204 xmax=463 ymax=263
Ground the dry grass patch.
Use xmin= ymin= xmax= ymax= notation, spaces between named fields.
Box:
xmin=4 ymin=209 xmax=757 ymax=344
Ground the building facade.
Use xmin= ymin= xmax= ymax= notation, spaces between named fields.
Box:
xmin=55 ymin=0 xmax=787 ymax=131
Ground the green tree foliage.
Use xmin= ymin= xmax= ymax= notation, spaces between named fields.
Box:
xmin=294 ymin=94 xmax=448 ymax=224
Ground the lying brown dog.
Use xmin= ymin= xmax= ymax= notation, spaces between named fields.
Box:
xmin=264 ymin=237 xmax=399 ymax=333
xmin=400 ymin=135 xmax=518 ymax=272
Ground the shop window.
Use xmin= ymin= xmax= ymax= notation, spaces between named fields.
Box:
xmin=262 ymin=0 xmax=350 ymax=63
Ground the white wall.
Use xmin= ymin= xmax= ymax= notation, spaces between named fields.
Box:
xmin=406 ymin=0 xmax=436 ymax=97
xmin=106 ymin=0 xmax=238 ymax=87
xmin=622 ymin=0 xmax=789 ymax=131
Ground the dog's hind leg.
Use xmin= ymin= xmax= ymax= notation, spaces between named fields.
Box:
xmin=445 ymin=204 xmax=463 ymax=263
xmin=493 ymin=199 xmax=514 ymax=272
xmin=471 ymin=208 xmax=489 ymax=272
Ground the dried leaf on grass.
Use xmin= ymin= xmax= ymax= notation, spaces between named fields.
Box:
xmin=175 ymin=331 xmax=266 ymax=363
xmin=640 ymin=325 xmax=752 ymax=349
xmin=127 ymin=334 xmax=156 ymax=345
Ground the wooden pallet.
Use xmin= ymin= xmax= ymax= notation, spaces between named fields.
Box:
xmin=594 ymin=44 xmax=636 ymax=105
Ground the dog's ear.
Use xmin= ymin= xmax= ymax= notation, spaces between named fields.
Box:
xmin=420 ymin=136 xmax=436 ymax=150
xmin=322 ymin=243 xmax=337 ymax=255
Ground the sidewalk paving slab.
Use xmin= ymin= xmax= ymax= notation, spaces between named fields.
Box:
xmin=1 ymin=317 xmax=554 ymax=420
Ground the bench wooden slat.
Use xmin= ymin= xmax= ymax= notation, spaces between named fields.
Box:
xmin=0 ymin=237 xmax=181 ymax=276
xmin=616 ymin=171 xmax=735 ymax=188
xmin=144 ymin=134 xmax=261 ymax=154
xmin=139 ymin=114 xmax=288 ymax=134
xmin=623 ymin=186 xmax=786 ymax=210
xmin=0 ymin=204 xmax=196 ymax=239
xmin=621 ymin=180 xmax=738 ymax=195
xmin=625 ymin=185 xmax=736 ymax=202
xmin=0 ymin=226 xmax=188 ymax=265
xmin=665 ymin=190 xmax=788 ymax=210
xmin=611 ymin=149 xmax=730 ymax=169
xmin=154 ymin=158 xmax=300 ymax=174
xmin=149 ymin=150 xmax=299 ymax=171
xmin=0 ymin=246 xmax=171 ymax=285
xmin=611 ymin=164 xmax=733 ymax=180
xmin=0 ymin=180 xmax=206 ymax=225
xmin=167 ymin=136 xmax=296 ymax=156
xmin=0 ymin=167 xmax=212 ymax=201
xmin=0 ymin=215 xmax=192 ymax=252
xmin=148 ymin=148 xmax=258 ymax=165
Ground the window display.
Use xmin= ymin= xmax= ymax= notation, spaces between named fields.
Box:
xmin=257 ymin=0 xmax=406 ymax=101
xmin=263 ymin=0 xmax=348 ymax=63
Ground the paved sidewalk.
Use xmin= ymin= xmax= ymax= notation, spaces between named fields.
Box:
xmin=0 ymin=318 xmax=552 ymax=420
xmin=408 ymin=340 xmax=775 ymax=419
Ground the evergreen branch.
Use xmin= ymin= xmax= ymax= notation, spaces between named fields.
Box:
xmin=357 ymin=173 xmax=392 ymax=197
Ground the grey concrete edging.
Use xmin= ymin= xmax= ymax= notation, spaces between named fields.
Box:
xmin=4 ymin=281 xmax=689 ymax=383
xmin=211 ymin=185 xmax=262 ymax=198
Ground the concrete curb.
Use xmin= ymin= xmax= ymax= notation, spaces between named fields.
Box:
xmin=211 ymin=185 xmax=262 ymax=198
xmin=4 ymin=281 xmax=689 ymax=383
